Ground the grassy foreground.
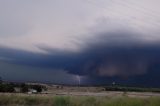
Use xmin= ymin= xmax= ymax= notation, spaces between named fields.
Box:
xmin=0 ymin=94 xmax=160 ymax=106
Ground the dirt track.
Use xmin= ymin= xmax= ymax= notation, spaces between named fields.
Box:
xmin=55 ymin=91 xmax=160 ymax=98
xmin=0 ymin=91 xmax=160 ymax=98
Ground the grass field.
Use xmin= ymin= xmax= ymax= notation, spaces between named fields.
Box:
xmin=0 ymin=94 xmax=160 ymax=106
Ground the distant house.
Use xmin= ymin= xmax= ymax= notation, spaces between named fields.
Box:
xmin=14 ymin=87 xmax=21 ymax=93
xmin=56 ymin=85 xmax=63 ymax=89
xmin=28 ymin=89 xmax=37 ymax=94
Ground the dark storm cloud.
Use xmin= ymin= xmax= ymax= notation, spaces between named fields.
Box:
xmin=0 ymin=31 xmax=160 ymax=78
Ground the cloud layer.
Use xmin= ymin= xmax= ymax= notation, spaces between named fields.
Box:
xmin=1 ymin=30 xmax=160 ymax=78
xmin=0 ymin=0 xmax=160 ymax=86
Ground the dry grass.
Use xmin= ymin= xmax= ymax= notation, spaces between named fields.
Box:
xmin=0 ymin=94 xmax=159 ymax=106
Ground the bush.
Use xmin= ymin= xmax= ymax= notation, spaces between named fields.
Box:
xmin=0 ymin=84 xmax=15 ymax=92
xmin=31 ymin=85 xmax=42 ymax=92
xmin=20 ymin=84 xmax=29 ymax=93
xmin=53 ymin=96 xmax=71 ymax=106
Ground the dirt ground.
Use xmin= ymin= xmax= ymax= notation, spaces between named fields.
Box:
xmin=1 ymin=85 xmax=160 ymax=98
xmin=1 ymin=91 xmax=160 ymax=98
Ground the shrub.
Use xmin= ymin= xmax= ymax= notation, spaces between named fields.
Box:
xmin=20 ymin=84 xmax=29 ymax=93
xmin=52 ymin=96 xmax=71 ymax=106
xmin=0 ymin=84 xmax=15 ymax=92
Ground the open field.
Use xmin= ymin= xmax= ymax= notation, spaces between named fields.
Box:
xmin=0 ymin=91 xmax=160 ymax=106
xmin=0 ymin=84 xmax=160 ymax=106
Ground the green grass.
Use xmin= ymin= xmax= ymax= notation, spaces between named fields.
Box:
xmin=0 ymin=94 xmax=160 ymax=106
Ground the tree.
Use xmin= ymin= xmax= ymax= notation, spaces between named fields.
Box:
xmin=20 ymin=83 xmax=29 ymax=93
xmin=0 ymin=84 xmax=15 ymax=92
xmin=32 ymin=85 xmax=42 ymax=92
xmin=0 ymin=77 xmax=2 ymax=84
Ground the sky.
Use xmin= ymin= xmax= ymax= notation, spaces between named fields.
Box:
xmin=0 ymin=0 xmax=160 ymax=87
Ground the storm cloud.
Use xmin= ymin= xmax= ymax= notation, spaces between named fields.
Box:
xmin=1 ymin=31 xmax=160 ymax=79
xmin=0 ymin=0 xmax=160 ymax=86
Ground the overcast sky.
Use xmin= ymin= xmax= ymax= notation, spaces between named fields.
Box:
xmin=0 ymin=0 xmax=160 ymax=86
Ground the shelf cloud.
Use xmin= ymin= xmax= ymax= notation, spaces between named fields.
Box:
xmin=0 ymin=0 xmax=160 ymax=86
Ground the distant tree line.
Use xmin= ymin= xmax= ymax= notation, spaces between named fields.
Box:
xmin=0 ymin=77 xmax=47 ymax=93
xmin=20 ymin=83 xmax=47 ymax=93
xmin=104 ymin=86 xmax=160 ymax=93
xmin=0 ymin=83 xmax=15 ymax=92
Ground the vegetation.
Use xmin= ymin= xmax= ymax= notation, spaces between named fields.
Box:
xmin=104 ymin=86 xmax=160 ymax=93
xmin=30 ymin=84 xmax=43 ymax=92
xmin=0 ymin=83 xmax=15 ymax=92
xmin=0 ymin=94 xmax=159 ymax=106
xmin=20 ymin=83 xmax=44 ymax=93
xmin=0 ymin=82 xmax=46 ymax=93
xmin=20 ymin=83 xmax=29 ymax=93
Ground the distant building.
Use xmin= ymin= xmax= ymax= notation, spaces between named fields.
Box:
xmin=28 ymin=89 xmax=37 ymax=94
xmin=14 ymin=87 xmax=21 ymax=93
